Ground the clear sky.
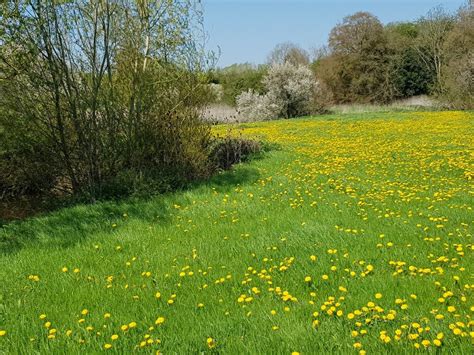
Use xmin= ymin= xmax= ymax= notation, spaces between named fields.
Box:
xmin=202 ymin=0 xmax=466 ymax=67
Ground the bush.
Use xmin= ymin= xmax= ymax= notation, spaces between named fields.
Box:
xmin=210 ymin=137 xmax=261 ymax=170
xmin=236 ymin=63 xmax=326 ymax=121
xmin=264 ymin=63 xmax=318 ymax=118
xmin=0 ymin=1 xmax=213 ymax=201
xmin=236 ymin=89 xmax=281 ymax=121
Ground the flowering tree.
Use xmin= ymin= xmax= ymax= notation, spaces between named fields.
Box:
xmin=237 ymin=63 xmax=321 ymax=121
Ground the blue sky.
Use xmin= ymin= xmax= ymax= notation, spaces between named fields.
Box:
xmin=202 ymin=0 xmax=466 ymax=67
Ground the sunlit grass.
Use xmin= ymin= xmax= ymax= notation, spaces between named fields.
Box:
xmin=0 ymin=111 xmax=473 ymax=353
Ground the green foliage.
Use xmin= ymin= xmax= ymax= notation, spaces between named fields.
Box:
xmin=391 ymin=49 xmax=434 ymax=97
xmin=384 ymin=22 xmax=435 ymax=98
xmin=210 ymin=63 xmax=267 ymax=106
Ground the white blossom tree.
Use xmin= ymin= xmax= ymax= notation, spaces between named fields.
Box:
xmin=237 ymin=63 xmax=321 ymax=121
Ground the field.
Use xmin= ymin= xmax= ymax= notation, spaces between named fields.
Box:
xmin=0 ymin=111 xmax=473 ymax=354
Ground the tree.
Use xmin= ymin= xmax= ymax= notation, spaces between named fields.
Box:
xmin=267 ymin=42 xmax=310 ymax=66
xmin=414 ymin=6 xmax=454 ymax=91
xmin=237 ymin=63 xmax=323 ymax=121
xmin=440 ymin=7 xmax=474 ymax=108
xmin=385 ymin=22 xmax=435 ymax=97
xmin=318 ymin=12 xmax=394 ymax=103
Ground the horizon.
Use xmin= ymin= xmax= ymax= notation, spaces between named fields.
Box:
xmin=203 ymin=0 xmax=467 ymax=68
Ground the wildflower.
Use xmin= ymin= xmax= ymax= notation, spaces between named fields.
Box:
xmin=207 ymin=337 xmax=216 ymax=349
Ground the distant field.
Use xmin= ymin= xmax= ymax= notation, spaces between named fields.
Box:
xmin=0 ymin=111 xmax=473 ymax=353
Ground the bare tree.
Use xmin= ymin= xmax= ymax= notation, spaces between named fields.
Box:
xmin=440 ymin=6 xmax=474 ymax=108
xmin=267 ymin=42 xmax=310 ymax=66
xmin=414 ymin=6 xmax=454 ymax=91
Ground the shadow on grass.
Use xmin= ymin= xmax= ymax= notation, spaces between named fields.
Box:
xmin=206 ymin=164 xmax=261 ymax=192
xmin=0 ymin=165 xmax=261 ymax=255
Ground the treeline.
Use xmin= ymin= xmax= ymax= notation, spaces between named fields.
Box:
xmin=212 ymin=6 xmax=473 ymax=112
xmin=316 ymin=7 xmax=473 ymax=108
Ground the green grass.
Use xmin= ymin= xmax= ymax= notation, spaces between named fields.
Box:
xmin=0 ymin=111 xmax=473 ymax=354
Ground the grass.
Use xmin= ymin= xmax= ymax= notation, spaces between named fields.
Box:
xmin=0 ymin=111 xmax=473 ymax=354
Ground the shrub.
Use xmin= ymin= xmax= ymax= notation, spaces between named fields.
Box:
xmin=264 ymin=63 xmax=318 ymax=118
xmin=210 ymin=137 xmax=261 ymax=170
xmin=236 ymin=89 xmax=281 ymax=121
xmin=0 ymin=1 xmax=213 ymax=200
xmin=236 ymin=63 xmax=326 ymax=121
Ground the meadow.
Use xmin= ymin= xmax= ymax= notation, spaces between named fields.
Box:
xmin=0 ymin=111 xmax=473 ymax=354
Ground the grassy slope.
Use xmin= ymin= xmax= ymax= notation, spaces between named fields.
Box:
xmin=0 ymin=111 xmax=473 ymax=354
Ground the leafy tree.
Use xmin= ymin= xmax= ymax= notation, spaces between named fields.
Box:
xmin=210 ymin=63 xmax=267 ymax=106
xmin=385 ymin=22 xmax=435 ymax=97
xmin=237 ymin=63 xmax=324 ymax=121
xmin=317 ymin=12 xmax=395 ymax=103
